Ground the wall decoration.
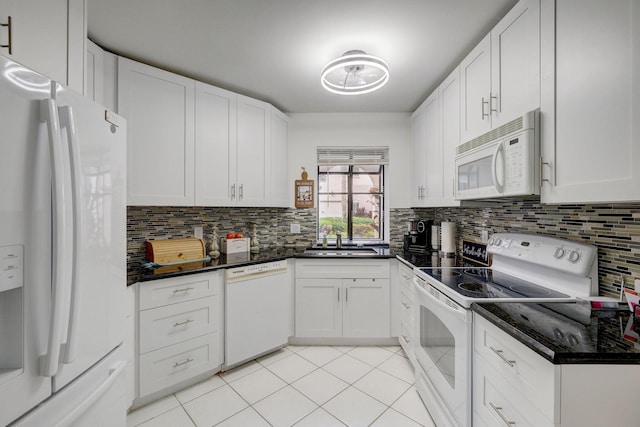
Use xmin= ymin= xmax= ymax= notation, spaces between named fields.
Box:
xmin=295 ymin=180 xmax=314 ymax=208
xmin=295 ymin=168 xmax=314 ymax=208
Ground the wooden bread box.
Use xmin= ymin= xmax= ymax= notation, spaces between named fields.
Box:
xmin=145 ymin=238 xmax=207 ymax=273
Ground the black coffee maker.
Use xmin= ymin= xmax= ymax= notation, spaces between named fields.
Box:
xmin=404 ymin=219 xmax=433 ymax=253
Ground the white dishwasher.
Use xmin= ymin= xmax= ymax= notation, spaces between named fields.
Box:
xmin=224 ymin=259 xmax=290 ymax=369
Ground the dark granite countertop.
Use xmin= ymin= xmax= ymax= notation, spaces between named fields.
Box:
xmin=472 ymin=301 xmax=640 ymax=364
xmin=138 ymin=245 xmax=403 ymax=283
xmin=136 ymin=245 xmax=464 ymax=284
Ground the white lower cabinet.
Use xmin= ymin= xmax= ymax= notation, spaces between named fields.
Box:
xmin=295 ymin=259 xmax=390 ymax=339
xmin=135 ymin=272 xmax=223 ymax=406
xmin=473 ymin=313 xmax=640 ymax=427
xmin=397 ymin=263 xmax=416 ymax=364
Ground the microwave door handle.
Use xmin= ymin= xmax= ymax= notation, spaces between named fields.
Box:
xmin=492 ymin=142 xmax=505 ymax=194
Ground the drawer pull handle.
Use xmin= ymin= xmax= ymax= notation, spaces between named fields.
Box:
xmin=173 ymin=287 xmax=194 ymax=294
xmin=402 ymin=302 xmax=410 ymax=309
xmin=489 ymin=402 xmax=516 ymax=425
xmin=173 ymin=319 xmax=194 ymax=327
xmin=490 ymin=346 xmax=516 ymax=367
xmin=173 ymin=358 xmax=194 ymax=368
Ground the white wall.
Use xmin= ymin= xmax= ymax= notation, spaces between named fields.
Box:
xmin=288 ymin=113 xmax=412 ymax=209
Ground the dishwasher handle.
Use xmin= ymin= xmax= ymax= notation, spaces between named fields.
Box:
xmin=225 ymin=260 xmax=289 ymax=283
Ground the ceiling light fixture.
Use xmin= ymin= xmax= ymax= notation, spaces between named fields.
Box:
xmin=321 ymin=50 xmax=389 ymax=96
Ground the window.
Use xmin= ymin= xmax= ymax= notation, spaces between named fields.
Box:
xmin=317 ymin=147 xmax=388 ymax=242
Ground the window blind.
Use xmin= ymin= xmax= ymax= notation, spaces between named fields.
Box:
xmin=317 ymin=146 xmax=390 ymax=165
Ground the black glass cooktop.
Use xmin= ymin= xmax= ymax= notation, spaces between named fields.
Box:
xmin=419 ymin=267 xmax=572 ymax=300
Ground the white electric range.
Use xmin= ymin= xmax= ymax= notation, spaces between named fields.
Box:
xmin=411 ymin=233 xmax=598 ymax=427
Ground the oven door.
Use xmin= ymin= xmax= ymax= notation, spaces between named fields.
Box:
xmin=413 ymin=275 xmax=471 ymax=427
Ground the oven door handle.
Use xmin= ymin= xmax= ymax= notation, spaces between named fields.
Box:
xmin=413 ymin=276 xmax=467 ymax=321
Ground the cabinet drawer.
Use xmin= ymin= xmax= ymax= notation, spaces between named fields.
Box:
xmin=474 ymin=314 xmax=556 ymax=415
xmin=138 ymin=333 xmax=221 ymax=397
xmin=398 ymin=264 xmax=413 ymax=292
xmin=399 ymin=322 xmax=414 ymax=346
xmin=139 ymin=273 xmax=220 ymax=310
xmin=474 ymin=356 xmax=553 ymax=427
xmin=400 ymin=288 xmax=414 ymax=312
xmin=139 ymin=296 xmax=220 ymax=354
xmin=296 ymin=259 xmax=390 ymax=279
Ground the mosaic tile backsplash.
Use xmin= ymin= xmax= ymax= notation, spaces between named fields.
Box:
xmin=127 ymin=202 xmax=640 ymax=298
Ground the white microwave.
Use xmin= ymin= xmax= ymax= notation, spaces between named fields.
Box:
xmin=454 ymin=110 xmax=540 ymax=200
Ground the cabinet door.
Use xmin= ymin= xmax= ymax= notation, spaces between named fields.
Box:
xmin=460 ymin=34 xmax=492 ymax=142
xmin=439 ymin=67 xmax=461 ymax=207
xmin=410 ymin=103 xmax=428 ymax=206
xmin=86 ymin=39 xmax=104 ymax=104
xmin=236 ymin=95 xmax=268 ymax=206
xmin=491 ymin=0 xmax=540 ymax=128
xmin=343 ymin=278 xmax=390 ymax=338
xmin=0 ymin=0 xmax=68 ymax=83
xmin=194 ymin=82 xmax=237 ymax=206
xmin=295 ymin=278 xmax=341 ymax=337
xmin=423 ymin=91 xmax=442 ymax=205
xmin=269 ymin=107 xmax=290 ymax=207
xmin=541 ymin=0 xmax=640 ymax=203
xmin=118 ymin=57 xmax=195 ymax=205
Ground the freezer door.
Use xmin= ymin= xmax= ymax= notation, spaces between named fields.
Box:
xmin=52 ymin=85 xmax=127 ymax=391
xmin=0 ymin=54 xmax=53 ymax=425
xmin=10 ymin=345 xmax=127 ymax=427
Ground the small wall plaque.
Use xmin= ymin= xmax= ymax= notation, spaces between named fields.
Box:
xmin=462 ymin=240 xmax=490 ymax=266
xmin=295 ymin=179 xmax=314 ymax=208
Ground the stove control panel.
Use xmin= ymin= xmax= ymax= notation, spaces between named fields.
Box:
xmin=487 ymin=233 xmax=597 ymax=277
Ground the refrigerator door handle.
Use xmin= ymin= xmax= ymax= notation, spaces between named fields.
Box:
xmin=39 ymin=98 xmax=68 ymax=377
xmin=54 ymin=360 xmax=127 ymax=427
xmin=58 ymin=105 xmax=82 ymax=364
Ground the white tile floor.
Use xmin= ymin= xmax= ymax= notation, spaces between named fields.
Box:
xmin=127 ymin=345 xmax=436 ymax=427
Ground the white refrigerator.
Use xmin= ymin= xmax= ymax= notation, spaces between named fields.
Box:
xmin=0 ymin=54 xmax=128 ymax=426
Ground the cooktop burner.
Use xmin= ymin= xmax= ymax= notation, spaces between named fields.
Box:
xmin=418 ymin=267 xmax=571 ymax=301
xmin=427 ymin=268 xmax=461 ymax=278
xmin=458 ymin=282 xmax=486 ymax=294
xmin=509 ymin=284 xmax=552 ymax=296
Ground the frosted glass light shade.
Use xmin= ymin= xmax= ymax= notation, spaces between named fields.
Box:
xmin=321 ymin=50 xmax=389 ymax=95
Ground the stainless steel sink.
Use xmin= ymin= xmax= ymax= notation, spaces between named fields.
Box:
xmin=303 ymin=248 xmax=379 ymax=256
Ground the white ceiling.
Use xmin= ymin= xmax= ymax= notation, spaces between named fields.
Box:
xmin=87 ymin=0 xmax=518 ymax=114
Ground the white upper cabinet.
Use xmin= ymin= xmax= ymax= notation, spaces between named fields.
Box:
xmin=194 ymin=82 xmax=237 ymax=206
xmin=411 ymin=92 xmax=438 ymax=207
xmin=0 ymin=0 xmax=85 ymax=91
xmin=423 ymin=91 xmax=442 ymax=205
xmin=460 ymin=34 xmax=492 ymax=142
xmin=490 ymin=0 xmax=540 ymax=128
xmin=270 ymin=108 xmax=290 ymax=207
xmin=118 ymin=57 xmax=195 ymax=206
xmin=118 ymin=58 xmax=289 ymax=207
xmin=86 ymin=39 xmax=104 ymax=104
xmin=411 ymin=98 xmax=429 ymax=207
xmin=540 ymin=0 xmax=640 ymax=203
xmin=195 ymin=86 xmax=289 ymax=207
xmin=236 ymin=95 xmax=269 ymax=206
xmin=438 ymin=67 xmax=462 ymax=207
xmin=411 ymin=67 xmax=461 ymax=208
xmin=460 ymin=0 xmax=540 ymax=142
